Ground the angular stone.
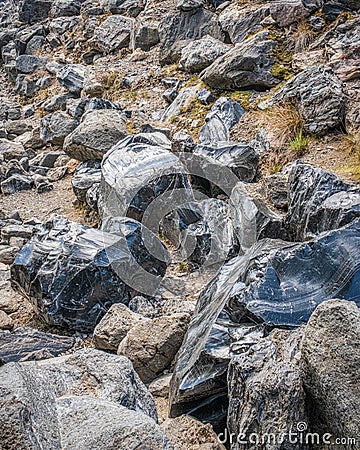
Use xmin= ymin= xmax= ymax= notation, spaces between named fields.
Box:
xmin=302 ymin=299 xmax=360 ymax=443
xmin=260 ymin=65 xmax=345 ymax=135
xmin=94 ymin=15 xmax=134 ymax=54
xmin=93 ymin=303 xmax=145 ymax=351
xmin=40 ymin=111 xmax=79 ymax=146
xmin=179 ymin=35 xmax=230 ymax=73
xmin=201 ymin=31 xmax=279 ymax=90
xmin=285 ymin=162 xmax=360 ymax=240
xmin=15 ymin=55 xmax=45 ymax=74
xmin=118 ymin=313 xmax=190 ymax=383
xmin=0 ymin=327 xmax=75 ymax=363
xmin=170 ymin=220 xmax=360 ymax=422
xmin=0 ymin=348 xmax=168 ymax=448
xmin=18 ymin=0 xmax=52 ymax=24
xmin=0 ymin=310 xmax=13 ymax=331
xmin=227 ymin=328 xmax=308 ymax=450
xmin=56 ymin=64 xmax=88 ymax=95
xmin=50 ymin=0 xmax=83 ymax=17
xmin=63 ymin=109 xmax=128 ymax=161
xmin=1 ymin=173 xmax=34 ymax=195
xmin=72 ymin=160 xmax=101 ymax=203
xmin=200 ymin=97 xmax=245 ymax=145
xmin=230 ymin=183 xmax=286 ymax=253
xmin=158 ymin=7 xmax=224 ymax=65
xmin=99 ymin=133 xmax=191 ymax=222
xmin=11 ymin=218 xmax=169 ymax=332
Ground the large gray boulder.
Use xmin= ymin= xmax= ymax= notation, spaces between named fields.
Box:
xmin=201 ymin=31 xmax=279 ymax=90
xmin=227 ymin=328 xmax=308 ymax=450
xmin=40 ymin=111 xmax=79 ymax=146
xmin=179 ymin=35 xmax=230 ymax=73
xmin=63 ymin=109 xmax=128 ymax=161
xmin=302 ymin=299 xmax=360 ymax=444
xmin=50 ymin=0 xmax=83 ymax=17
xmin=0 ymin=348 xmax=172 ymax=449
xmin=285 ymin=162 xmax=360 ymax=241
xmin=94 ymin=15 xmax=134 ymax=54
xmin=11 ymin=217 xmax=168 ymax=332
xmin=260 ymin=65 xmax=345 ymax=135
xmin=158 ymin=7 xmax=224 ymax=65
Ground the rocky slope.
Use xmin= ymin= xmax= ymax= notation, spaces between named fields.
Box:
xmin=0 ymin=0 xmax=359 ymax=449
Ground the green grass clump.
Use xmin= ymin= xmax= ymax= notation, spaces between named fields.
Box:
xmin=288 ymin=129 xmax=309 ymax=156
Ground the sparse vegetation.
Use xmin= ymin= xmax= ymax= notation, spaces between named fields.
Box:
xmin=100 ymin=70 xmax=124 ymax=101
xmin=288 ymin=129 xmax=310 ymax=156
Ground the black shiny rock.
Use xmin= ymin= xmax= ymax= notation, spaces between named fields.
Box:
xmin=11 ymin=217 xmax=169 ymax=332
xmin=99 ymin=133 xmax=192 ymax=223
xmin=169 ymin=219 xmax=360 ymax=423
xmin=162 ymin=198 xmax=239 ymax=266
xmin=0 ymin=327 xmax=76 ymax=363
xmin=200 ymin=97 xmax=245 ymax=145
xmin=286 ymin=162 xmax=360 ymax=240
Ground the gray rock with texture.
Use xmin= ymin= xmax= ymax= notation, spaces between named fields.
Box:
xmin=158 ymin=8 xmax=223 ymax=65
xmin=15 ymin=55 xmax=45 ymax=74
xmin=72 ymin=160 xmax=101 ymax=203
xmin=302 ymin=299 xmax=360 ymax=446
xmin=63 ymin=109 xmax=128 ymax=161
xmin=201 ymin=31 xmax=279 ymax=90
xmin=179 ymin=35 xmax=230 ymax=73
xmin=285 ymin=162 xmax=360 ymax=240
xmin=93 ymin=303 xmax=145 ymax=351
xmin=227 ymin=328 xmax=308 ymax=450
xmin=118 ymin=313 xmax=190 ymax=383
xmin=94 ymin=15 xmax=134 ymax=54
xmin=56 ymin=64 xmax=88 ymax=95
xmin=261 ymin=65 xmax=345 ymax=135
xmin=0 ymin=348 xmax=172 ymax=449
xmin=18 ymin=0 xmax=52 ymax=24
xmin=40 ymin=111 xmax=79 ymax=146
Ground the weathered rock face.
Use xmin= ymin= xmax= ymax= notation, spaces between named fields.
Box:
xmin=93 ymin=302 xmax=145 ymax=351
xmin=0 ymin=326 xmax=76 ymax=363
xmin=40 ymin=111 xmax=79 ymax=146
xmin=99 ymin=133 xmax=192 ymax=223
xmin=50 ymin=0 xmax=83 ymax=17
xmin=94 ymin=15 xmax=134 ymax=54
xmin=179 ymin=35 xmax=230 ymax=73
xmin=302 ymin=300 xmax=360 ymax=445
xmin=170 ymin=220 xmax=360 ymax=422
xmin=63 ymin=109 xmax=128 ymax=161
xmin=158 ymin=7 xmax=224 ymax=65
xmin=0 ymin=348 xmax=172 ymax=449
xmin=15 ymin=55 xmax=45 ymax=74
xmin=118 ymin=313 xmax=190 ymax=383
xmin=200 ymin=31 xmax=279 ymax=90
xmin=219 ymin=3 xmax=270 ymax=44
xmin=260 ymin=65 xmax=345 ymax=135
xmin=227 ymin=328 xmax=308 ymax=450
xmin=11 ymin=217 xmax=168 ymax=332
xmin=200 ymin=97 xmax=245 ymax=145
xmin=286 ymin=162 xmax=360 ymax=241
xmin=18 ymin=0 xmax=52 ymax=24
